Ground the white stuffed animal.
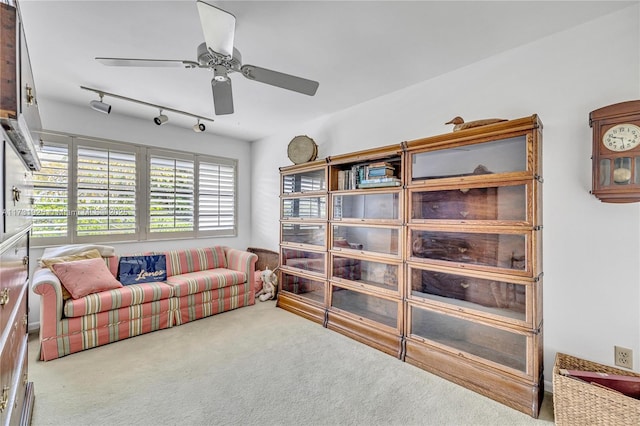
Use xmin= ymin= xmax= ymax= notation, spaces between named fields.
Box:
xmin=256 ymin=267 xmax=278 ymax=302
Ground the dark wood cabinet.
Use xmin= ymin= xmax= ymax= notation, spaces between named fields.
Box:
xmin=1 ymin=138 xmax=35 ymax=426
xmin=277 ymin=115 xmax=543 ymax=417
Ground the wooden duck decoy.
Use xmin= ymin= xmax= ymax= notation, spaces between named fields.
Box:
xmin=445 ymin=116 xmax=507 ymax=132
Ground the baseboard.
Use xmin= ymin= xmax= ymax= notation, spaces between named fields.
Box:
xmin=28 ymin=322 xmax=39 ymax=334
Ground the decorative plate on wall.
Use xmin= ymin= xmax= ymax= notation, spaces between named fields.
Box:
xmin=287 ymin=135 xmax=318 ymax=164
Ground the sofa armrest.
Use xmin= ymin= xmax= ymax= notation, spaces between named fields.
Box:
xmin=224 ymin=247 xmax=258 ymax=274
xmin=224 ymin=247 xmax=258 ymax=298
xmin=32 ymin=268 xmax=65 ymax=338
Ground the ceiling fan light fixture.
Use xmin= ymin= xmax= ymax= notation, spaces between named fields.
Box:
xmin=154 ymin=110 xmax=168 ymax=125
xmin=193 ymin=119 xmax=206 ymax=132
xmin=89 ymin=93 xmax=111 ymax=114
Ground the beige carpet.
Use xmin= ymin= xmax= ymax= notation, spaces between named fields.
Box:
xmin=28 ymin=300 xmax=554 ymax=425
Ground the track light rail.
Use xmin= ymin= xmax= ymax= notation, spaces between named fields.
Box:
xmin=80 ymin=85 xmax=215 ymax=122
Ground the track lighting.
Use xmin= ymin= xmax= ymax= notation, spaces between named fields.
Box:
xmin=154 ymin=110 xmax=168 ymax=125
xmin=89 ymin=93 xmax=111 ymax=114
xmin=80 ymin=86 xmax=214 ymax=131
xmin=193 ymin=119 xmax=206 ymax=132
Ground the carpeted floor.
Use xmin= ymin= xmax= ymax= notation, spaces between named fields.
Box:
xmin=28 ymin=300 xmax=554 ymax=425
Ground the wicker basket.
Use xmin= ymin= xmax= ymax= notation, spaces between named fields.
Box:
xmin=553 ymin=352 xmax=640 ymax=425
xmin=247 ymin=247 xmax=279 ymax=271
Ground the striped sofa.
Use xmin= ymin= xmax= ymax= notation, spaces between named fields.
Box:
xmin=32 ymin=246 xmax=257 ymax=361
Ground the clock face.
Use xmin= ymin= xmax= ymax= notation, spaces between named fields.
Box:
xmin=602 ymin=123 xmax=640 ymax=152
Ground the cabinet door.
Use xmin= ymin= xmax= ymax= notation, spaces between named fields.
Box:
xmin=331 ymin=254 xmax=400 ymax=295
xmin=281 ymin=196 xmax=326 ymax=220
xmin=409 ymin=182 xmax=530 ymax=225
xmin=332 ymin=191 xmax=401 ymax=222
xmin=280 ymin=271 xmax=326 ymax=305
xmin=409 ymin=135 xmax=529 ymax=184
xmin=330 ymin=284 xmax=400 ymax=331
xmin=282 ymin=168 xmax=326 ymax=194
xmin=408 ymin=303 xmax=535 ymax=377
xmin=0 ymin=233 xmax=28 ymax=333
xmin=332 ymin=224 xmax=401 ymax=258
xmin=3 ymin=141 xmax=33 ymax=240
xmin=281 ymin=247 xmax=326 ymax=276
xmin=408 ymin=227 xmax=530 ymax=275
xmin=280 ymin=222 xmax=326 ymax=249
xmin=407 ymin=265 xmax=535 ymax=327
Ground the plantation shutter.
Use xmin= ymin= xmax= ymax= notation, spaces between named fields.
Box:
xmin=76 ymin=144 xmax=137 ymax=239
xmin=198 ymin=158 xmax=236 ymax=236
xmin=149 ymin=153 xmax=195 ymax=235
xmin=32 ymin=140 xmax=70 ymax=243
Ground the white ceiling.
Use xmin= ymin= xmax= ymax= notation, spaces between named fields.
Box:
xmin=18 ymin=0 xmax=634 ymax=142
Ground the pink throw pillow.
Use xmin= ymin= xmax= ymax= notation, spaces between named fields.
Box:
xmin=52 ymin=257 xmax=123 ymax=299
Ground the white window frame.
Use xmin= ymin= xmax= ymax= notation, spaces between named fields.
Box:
xmin=31 ymin=132 xmax=238 ymax=246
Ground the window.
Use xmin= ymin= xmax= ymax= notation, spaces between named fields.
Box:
xmin=32 ymin=141 xmax=69 ymax=239
xmin=149 ymin=152 xmax=194 ymax=236
xmin=198 ymin=159 xmax=236 ymax=234
xmin=76 ymin=145 xmax=137 ymax=238
xmin=31 ymin=134 xmax=237 ymax=245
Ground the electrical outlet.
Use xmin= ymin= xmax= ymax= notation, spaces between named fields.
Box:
xmin=614 ymin=346 xmax=633 ymax=369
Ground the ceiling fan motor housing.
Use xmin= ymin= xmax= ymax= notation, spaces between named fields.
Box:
xmin=197 ymin=42 xmax=241 ymax=72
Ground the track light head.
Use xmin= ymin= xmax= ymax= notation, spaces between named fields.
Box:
xmin=154 ymin=111 xmax=168 ymax=125
xmin=89 ymin=94 xmax=111 ymax=114
xmin=193 ymin=120 xmax=206 ymax=132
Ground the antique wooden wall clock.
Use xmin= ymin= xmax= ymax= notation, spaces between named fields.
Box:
xmin=590 ymin=100 xmax=640 ymax=203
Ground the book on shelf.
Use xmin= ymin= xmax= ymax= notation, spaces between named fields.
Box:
xmin=357 ymin=177 xmax=402 ymax=189
xmin=367 ymin=167 xmax=395 ymax=177
xmin=559 ymin=368 xmax=640 ymax=399
xmin=367 ymin=161 xmax=392 ymax=168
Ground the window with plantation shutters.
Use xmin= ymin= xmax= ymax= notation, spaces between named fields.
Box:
xmin=149 ymin=153 xmax=195 ymax=235
xmin=30 ymin=133 xmax=237 ymax=245
xmin=76 ymin=144 xmax=137 ymax=239
xmin=198 ymin=159 xmax=236 ymax=235
xmin=32 ymin=141 xmax=70 ymax=242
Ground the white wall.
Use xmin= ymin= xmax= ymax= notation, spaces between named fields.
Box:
xmin=28 ymin=101 xmax=253 ymax=328
xmin=251 ymin=5 xmax=640 ymax=391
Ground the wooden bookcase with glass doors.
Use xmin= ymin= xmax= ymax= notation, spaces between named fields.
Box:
xmin=277 ymin=115 xmax=543 ymax=418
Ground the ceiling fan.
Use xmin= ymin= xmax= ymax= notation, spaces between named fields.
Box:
xmin=95 ymin=1 xmax=319 ymax=115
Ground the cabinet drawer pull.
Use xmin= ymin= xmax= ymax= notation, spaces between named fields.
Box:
xmin=0 ymin=289 xmax=9 ymax=306
xmin=23 ymin=255 xmax=29 ymax=266
xmin=12 ymin=186 xmax=21 ymax=204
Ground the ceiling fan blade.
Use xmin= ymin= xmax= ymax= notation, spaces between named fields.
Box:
xmin=240 ymin=65 xmax=319 ymax=96
xmin=196 ymin=1 xmax=235 ymax=58
xmin=96 ymin=57 xmax=198 ymax=68
xmin=211 ymin=77 xmax=234 ymax=115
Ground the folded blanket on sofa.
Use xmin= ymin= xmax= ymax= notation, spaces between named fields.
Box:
xmin=39 ymin=244 xmax=116 ymax=264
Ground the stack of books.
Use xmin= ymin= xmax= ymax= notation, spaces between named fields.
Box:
xmin=358 ymin=161 xmax=401 ymax=188
xmin=337 ymin=161 xmax=401 ymax=190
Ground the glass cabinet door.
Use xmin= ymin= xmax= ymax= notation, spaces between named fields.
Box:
xmin=282 ymin=168 xmax=326 ymax=194
xmin=331 ymin=285 xmax=398 ymax=329
xmin=410 ymin=183 xmax=528 ymax=223
xmin=281 ymin=223 xmax=326 ymax=248
xmin=408 ymin=265 xmax=529 ymax=324
xmin=282 ymin=196 xmax=326 ymax=220
xmin=281 ymin=271 xmax=325 ymax=304
xmin=409 ymin=228 xmax=528 ymax=273
xmin=332 ymin=191 xmax=400 ymax=221
xmin=281 ymin=247 xmax=326 ymax=276
xmin=410 ymin=136 xmax=528 ymax=183
xmin=409 ymin=305 xmax=529 ymax=374
xmin=332 ymin=255 xmax=399 ymax=294
xmin=332 ymin=224 xmax=400 ymax=257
